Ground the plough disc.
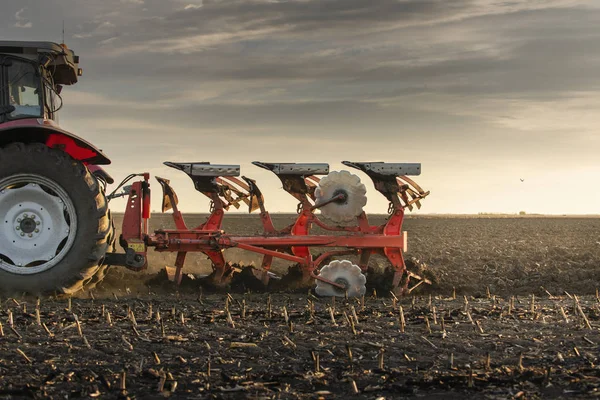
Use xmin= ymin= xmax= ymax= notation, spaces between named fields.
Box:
xmin=315 ymin=260 xmax=367 ymax=297
xmin=314 ymin=170 xmax=367 ymax=223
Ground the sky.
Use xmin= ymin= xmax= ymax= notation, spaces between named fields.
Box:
xmin=2 ymin=0 xmax=600 ymax=215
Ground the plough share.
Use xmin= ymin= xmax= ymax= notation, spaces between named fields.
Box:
xmin=111 ymin=161 xmax=430 ymax=297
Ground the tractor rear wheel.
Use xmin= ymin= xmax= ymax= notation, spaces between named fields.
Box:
xmin=83 ymin=209 xmax=116 ymax=292
xmin=0 ymin=143 xmax=112 ymax=295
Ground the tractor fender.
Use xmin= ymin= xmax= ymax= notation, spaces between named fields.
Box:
xmin=87 ymin=165 xmax=115 ymax=184
xmin=0 ymin=119 xmax=111 ymax=165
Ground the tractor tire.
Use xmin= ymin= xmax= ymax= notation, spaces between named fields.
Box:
xmin=0 ymin=143 xmax=112 ymax=295
xmin=83 ymin=210 xmax=116 ymax=292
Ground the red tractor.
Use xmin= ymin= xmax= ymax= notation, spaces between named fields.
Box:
xmin=0 ymin=41 xmax=430 ymax=297
xmin=0 ymin=41 xmax=116 ymax=295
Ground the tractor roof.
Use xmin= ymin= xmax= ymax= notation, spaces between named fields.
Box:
xmin=0 ymin=41 xmax=81 ymax=85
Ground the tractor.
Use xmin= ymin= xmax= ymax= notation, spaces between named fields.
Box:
xmin=0 ymin=41 xmax=430 ymax=297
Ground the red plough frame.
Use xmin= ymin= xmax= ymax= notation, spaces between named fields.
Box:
xmin=117 ymin=161 xmax=429 ymax=295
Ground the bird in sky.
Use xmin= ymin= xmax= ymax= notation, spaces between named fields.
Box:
xmin=520 ymin=178 xmax=524 ymax=182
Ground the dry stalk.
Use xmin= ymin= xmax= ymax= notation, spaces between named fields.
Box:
xmin=120 ymin=371 xmax=127 ymax=391
xmin=74 ymin=314 xmax=83 ymax=337
xmin=432 ymin=306 xmax=437 ymax=325
xmin=0 ymin=321 xmax=4 ymax=337
xmin=283 ymin=306 xmax=289 ymax=325
xmin=468 ymin=366 xmax=474 ymax=388
xmin=329 ymin=307 xmax=337 ymax=326
xmin=475 ymin=320 xmax=484 ymax=334
xmin=466 ymin=310 xmax=474 ymax=325
xmin=350 ymin=379 xmax=359 ymax=394
xmin=424 ymin=316 xmax=431 ymax=334
xmin=16 ymin=348 xmax=32 ymax=363
xmin=230 ymin=342 xmax=257 ymax=348
xmin=518 ymin=352 xmax=524 ymax=372
xmin=349 ymin=314 xmax=357 ymax=335
xmin=351 ymin=305 xmax=359 ymax=325
xmin=10 ymin=326 xmax=21 ymax=339
xmin=122 ymin=335 xmax=134 ymax=351
xmin=282 ymin=335 xmax=296 ymax=349
xmin=226 ymin=309 xmax=235 ymax=328
xmin=311 ymin=351 xmax=320 ymax=373
xmin=35 ymin=308 xmax=41 ymax=326
xmin=449 ymin=353 xmax=454 ymax=369
xmin=390 ymin=291 xmax=398 ymax=308
xmin=158 ymin=371 xmax=167 ymax=392
xmin=440 ymin=312 xmax=446 ymax=333
xmin=574 ymin=295 xmax=592 ymax=330
xmin=421 ymin=335 xmax=438 ymax=349
xmin=378 ymin=347 xmax=385 ymax=370
xmin=346 ymin=344 xmax=353 ymax=364
xmin=130 ymin=310 xmax=138 ymax=327
xmin=42 ymin=322 xmax=53 ymax=337
xmin=399 ymin=306 xmax=406 ymax=333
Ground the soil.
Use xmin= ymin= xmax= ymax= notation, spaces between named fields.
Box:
xmin=1 ymin=215 xmax=600 ymax=399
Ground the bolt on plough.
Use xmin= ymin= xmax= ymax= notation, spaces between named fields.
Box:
xmin=110 ymin=161 xmax=430 ymax=297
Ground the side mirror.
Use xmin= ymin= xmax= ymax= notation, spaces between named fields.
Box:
xmin=56 ymin=85 xmax=63 ymax=94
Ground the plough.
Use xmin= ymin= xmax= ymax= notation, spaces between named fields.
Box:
xmin=109 ymin=161 xmax=430 ymax=297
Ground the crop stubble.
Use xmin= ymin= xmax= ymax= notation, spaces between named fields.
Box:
xmin=1 ymin=216 xmax=599 ymax=398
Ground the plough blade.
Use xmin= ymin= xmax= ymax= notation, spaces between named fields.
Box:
xmin=156 ymin=176 xmax=179 ymax=213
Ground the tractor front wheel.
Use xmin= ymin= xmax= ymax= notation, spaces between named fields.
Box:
xmin=0 ymin=143 xmax=112 ymax=295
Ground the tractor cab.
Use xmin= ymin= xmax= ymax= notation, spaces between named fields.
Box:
xmin=0 ymin=41 xmax=82 ymax=123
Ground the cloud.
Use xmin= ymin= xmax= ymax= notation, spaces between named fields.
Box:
xmin=14 ymin=8 xmax=32 ymax=28
xmin=184 ymin=2 xmax=203 ymax=10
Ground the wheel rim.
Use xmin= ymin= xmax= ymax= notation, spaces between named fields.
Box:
xmin=0 ymin=174 xmax=78 ymax=274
